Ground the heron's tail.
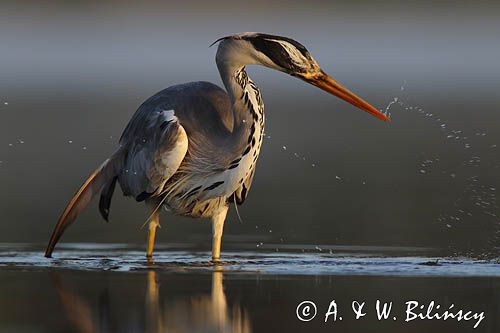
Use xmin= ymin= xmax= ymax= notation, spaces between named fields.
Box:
xmin=45 ymin=149 xmax=125 ymax=258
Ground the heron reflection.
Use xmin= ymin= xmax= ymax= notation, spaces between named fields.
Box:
xmin=51 ymin=269 xmax=251 ymax=332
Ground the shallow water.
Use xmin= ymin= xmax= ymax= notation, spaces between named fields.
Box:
xmin=1 ymin=244 xmax=499 ymax=332
xmin=1 ymin=243 xmax=499 ymax=277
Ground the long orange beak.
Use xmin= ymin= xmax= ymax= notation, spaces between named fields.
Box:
xmin=304 ymin=71 xmax=390 ymax=122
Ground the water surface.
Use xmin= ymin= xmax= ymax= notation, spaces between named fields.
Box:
xmin=0 ymin=243 xmax=499 ymax=332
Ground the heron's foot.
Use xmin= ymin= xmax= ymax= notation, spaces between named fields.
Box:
xmin=211 ymin=257 xmax=220 ymax=263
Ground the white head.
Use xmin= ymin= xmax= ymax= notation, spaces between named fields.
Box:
xmin=214 ymin=32 xmax=320 ymax=78
xmin=213 ymin=32 xmax=389 ymax=122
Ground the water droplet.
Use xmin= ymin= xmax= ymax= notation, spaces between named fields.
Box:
xmin=68 ymin=140 xmax=73 ymax=144
xmin=282 ymin=146 xmax=286 ymax=150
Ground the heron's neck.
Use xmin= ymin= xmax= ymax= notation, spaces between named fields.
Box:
xmin=219 ymin=65 xmax=264 ymax=128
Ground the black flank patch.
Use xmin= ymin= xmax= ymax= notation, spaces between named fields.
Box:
xmin=230 ymin=157 xmax=241 ymax=165
xmin=241 ymin=184 xmax=247 ymax=199
xmin=185 ymin=185 xmax=202 ymax=198
xmin=228 ymin=164 xmax=239 ymax=170
xmin=201 ymin=203 xmax=210 ymax=214
xmin=251 ymin=110 xmax=258 ymax=121
xmin=242 ymin=146 xmax=251 ymax=155
xmin=204 ymin=181 xmax=224 ymax=191
xmin=248 ymin=125 xmax=255 ymax=143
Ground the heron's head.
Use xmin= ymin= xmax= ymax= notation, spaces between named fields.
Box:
xmin=213 ymin=32 xmax=389 ymax=122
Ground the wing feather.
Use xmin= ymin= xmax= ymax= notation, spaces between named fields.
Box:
xmin=119 ymin=109 xmax=188 ymax=200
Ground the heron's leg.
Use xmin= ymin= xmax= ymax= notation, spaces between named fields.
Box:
xmin=211 ymin=205 xmax=228 ymax=261
xmin=146 ymin=201 xmax=161 ymax=259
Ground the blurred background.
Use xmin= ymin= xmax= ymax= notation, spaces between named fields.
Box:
xmin=0 ymin=0 xmax=499 ymax=253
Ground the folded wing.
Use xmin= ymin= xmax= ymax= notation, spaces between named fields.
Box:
xmin=119 ymin=108 xmax=188 ymax=201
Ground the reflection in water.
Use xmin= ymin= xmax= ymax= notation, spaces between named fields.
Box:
xmin=52 ymin=273 xmax=95 ymax=333
xmin=51 ymin=269 xmax=251 ymax=333
xmin=160 ymin=268 xmax=251 ymax=333
xmin=1 ymin=263 xmax=498 ymax=333
xmin=145 ymin=271 xmax=164 ymax=333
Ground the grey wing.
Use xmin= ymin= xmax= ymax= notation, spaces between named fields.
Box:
xmin=118 ymin=109 xmax=188 ymax=200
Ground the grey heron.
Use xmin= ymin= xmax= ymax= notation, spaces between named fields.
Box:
xmin=45 ymin=32 xmax=389 ymax=261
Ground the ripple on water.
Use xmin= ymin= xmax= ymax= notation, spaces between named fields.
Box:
xmin=0 ymin=243 xmax=499 ymax=277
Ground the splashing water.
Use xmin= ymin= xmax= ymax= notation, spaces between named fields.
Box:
xmin=385 ymin=82 xmax=500 ymax=255
xmin=266 ymin=134 xmax=321 ymax=170
xmin=383 ymin=97 xmax=398 ymax=118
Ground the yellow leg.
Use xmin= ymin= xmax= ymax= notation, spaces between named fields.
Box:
xmin=211 ymin=205 xmax=228 ymax=261
xmin=146 ymin=206 xmax=161 ymax=259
